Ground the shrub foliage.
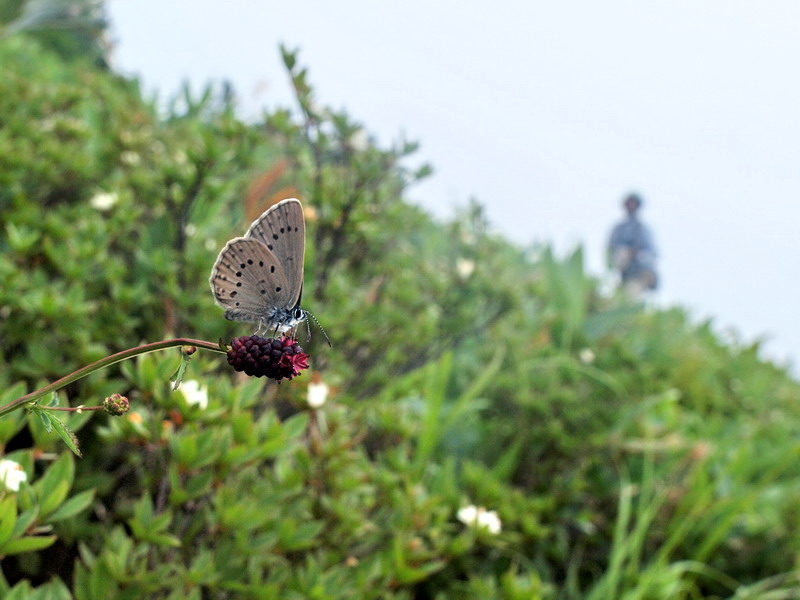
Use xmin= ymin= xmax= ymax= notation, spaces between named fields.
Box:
xmin=1 ymin=27 xmax=800 ymax=600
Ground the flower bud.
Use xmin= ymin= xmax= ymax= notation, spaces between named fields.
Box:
xmin=104 ymin=393 xmax=130 ymax=416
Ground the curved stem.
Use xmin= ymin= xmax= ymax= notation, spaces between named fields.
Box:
xmin=42 ymin=405 xmax=105 ymax=412
xmin=0 ymin=338 xmax=225 ymax=418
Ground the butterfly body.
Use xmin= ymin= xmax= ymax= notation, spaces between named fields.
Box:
xmin=222 ymin=304 xmax=307 ymax=333
xmin=210 ymin=198 xmax=308 ymax=334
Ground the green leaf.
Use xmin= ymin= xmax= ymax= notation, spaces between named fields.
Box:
xmin=11 ymin=508 xmax=38 ymax=539
xmin=150 ymin=533 xmax=182 ymax=548
xmin=0 ymin=534 xmax=57 ymax=555
xmin=0 ymin=402 xmax=27 ymax=446
xmin=74 ymin=559 xmax=117 ymax=600
xmin=39 ymin=480 xmax=70 ymax=521
xmin=49 ymin=415 xmax=82 ymax=457
xmin=40 ymin=578 xmax=73 ymax=600
xmin=129 ymin=495 xmax=176 ymax=544
xmin=0 ymin=496 xmax=17 ymax=546
xmin=169 ymin=352 xmax=190 ymax=391
xmin=34 ymin=453 xmax=74 ymax=517
xmin=47 ymin=489 xmax=95 ymax=522
xmin=282 ymin=413 xmax=309 ymax=441
xmin=37 ymin=409 xmax=52 ymax=433
xmin=395 ymin=560 xmax=448 ymax=585
xmin=182 ymin=471 xmax=213 ymax=500
xmin=280 ymin=44 xmax=297 ymax=71
xmin=280 ymin=520 xmax=324 ymax=551
xmin=4 ymin=581 xmax=33 ymax=600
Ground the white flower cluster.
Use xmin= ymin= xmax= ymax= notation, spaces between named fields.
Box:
xmin=180 ymin=380 xmax=209 ymax=410
xmin=89 ymin=191 xmax=118 ymax=211
xmin=457 ymin=504 xmax=502 ymax=534
xmin=456 ymin=258 xmax=476 ymax=280
xmin=0 ymin=459 xmax=27 ymax=492
xmin=579 ymin=348 xmax=596 ymax=364
xmin=307 ymin=381 xmax=329 ymax=408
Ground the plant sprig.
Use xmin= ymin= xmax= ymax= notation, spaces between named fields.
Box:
xmin=0 ymin=338 xmax=226 ymax=419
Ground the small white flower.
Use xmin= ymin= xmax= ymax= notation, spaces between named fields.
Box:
xmin=455 ymin=258 xmax=476 ymax=280
xmin=348 ymin=128 xmax=369 ymax=151
xmin=307 ymin=381 xmax=329 ymax=408
xmin=39 ymin=117 xmax=57 ymax=132
xmin=457 ymin=504 xmax=502 ymax=534
xmin=89 ymin=191 xmax=118 ymax=211
xmin=307 ymin=100 xmax=330 ymax=119
xmin=579 ymin=348 xmax=596 ymax=364
xmin=0 ymin=459 xmax=27 ymax=492
xmin=180 ymin=380 xmax=208 ymax=410
xmin=120 ymin=151 xmax=141 ymax=166
xmin=184 ymin=223 xmax=197 ymax=237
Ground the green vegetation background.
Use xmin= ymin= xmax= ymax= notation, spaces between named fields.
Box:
xmin=1 ymin=11 xmax=800 ymax=599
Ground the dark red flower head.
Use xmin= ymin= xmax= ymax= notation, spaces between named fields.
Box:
xmin=227 ymin=335 xmax=310 ymax=381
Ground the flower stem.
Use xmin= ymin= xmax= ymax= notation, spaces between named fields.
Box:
xmin=43 ymin=405 xmax=105 ymax=412
xmin=0 ymin=338 xmax=225 ymax=418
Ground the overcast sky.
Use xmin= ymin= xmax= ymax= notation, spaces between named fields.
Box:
xmin=107 ymin=1 xmax=800 ymax=372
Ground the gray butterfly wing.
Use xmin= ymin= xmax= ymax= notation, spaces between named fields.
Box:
xmin=209 ymin=238 xmax=293 ymax=323
xmin=245 ymin=198 xmax=305 ymax=308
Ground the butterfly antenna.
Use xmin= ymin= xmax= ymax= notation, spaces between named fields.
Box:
xmin=306 ymin=311 xmax=332 ymax=347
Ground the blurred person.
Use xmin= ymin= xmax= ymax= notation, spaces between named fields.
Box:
xmin=608 ymin=193 xmax=658 ymax=297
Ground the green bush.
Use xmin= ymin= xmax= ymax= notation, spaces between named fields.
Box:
xmin=2 ymin=31 xmax=800 ymax=599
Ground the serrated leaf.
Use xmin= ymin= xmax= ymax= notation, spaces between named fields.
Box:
xmin=37 ymin=409 xmax=52 ymax=433
xmin=0 ymin=534 xmax=57 ymax=555
xmin=49 ymin=416 xmax=82 ymax=457
xmin=169 ymin=352 xmax=190 ymax=391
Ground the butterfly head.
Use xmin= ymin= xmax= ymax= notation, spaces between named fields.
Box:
xmin=265 ymin=305 xmax=308 ymax=335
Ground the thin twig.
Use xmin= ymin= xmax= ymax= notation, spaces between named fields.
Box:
xmin=0 ymin=338 xmax=225 ymax=418
xmin=42 ymin=405 xmax=105 ymax=412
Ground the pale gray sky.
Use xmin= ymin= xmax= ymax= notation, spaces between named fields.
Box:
xmin=107 ymin=0 xmax=800 ymax=371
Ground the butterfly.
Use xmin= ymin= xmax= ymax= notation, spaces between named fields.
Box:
xmin=209 ymin=198 xmax=308 ymax=335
